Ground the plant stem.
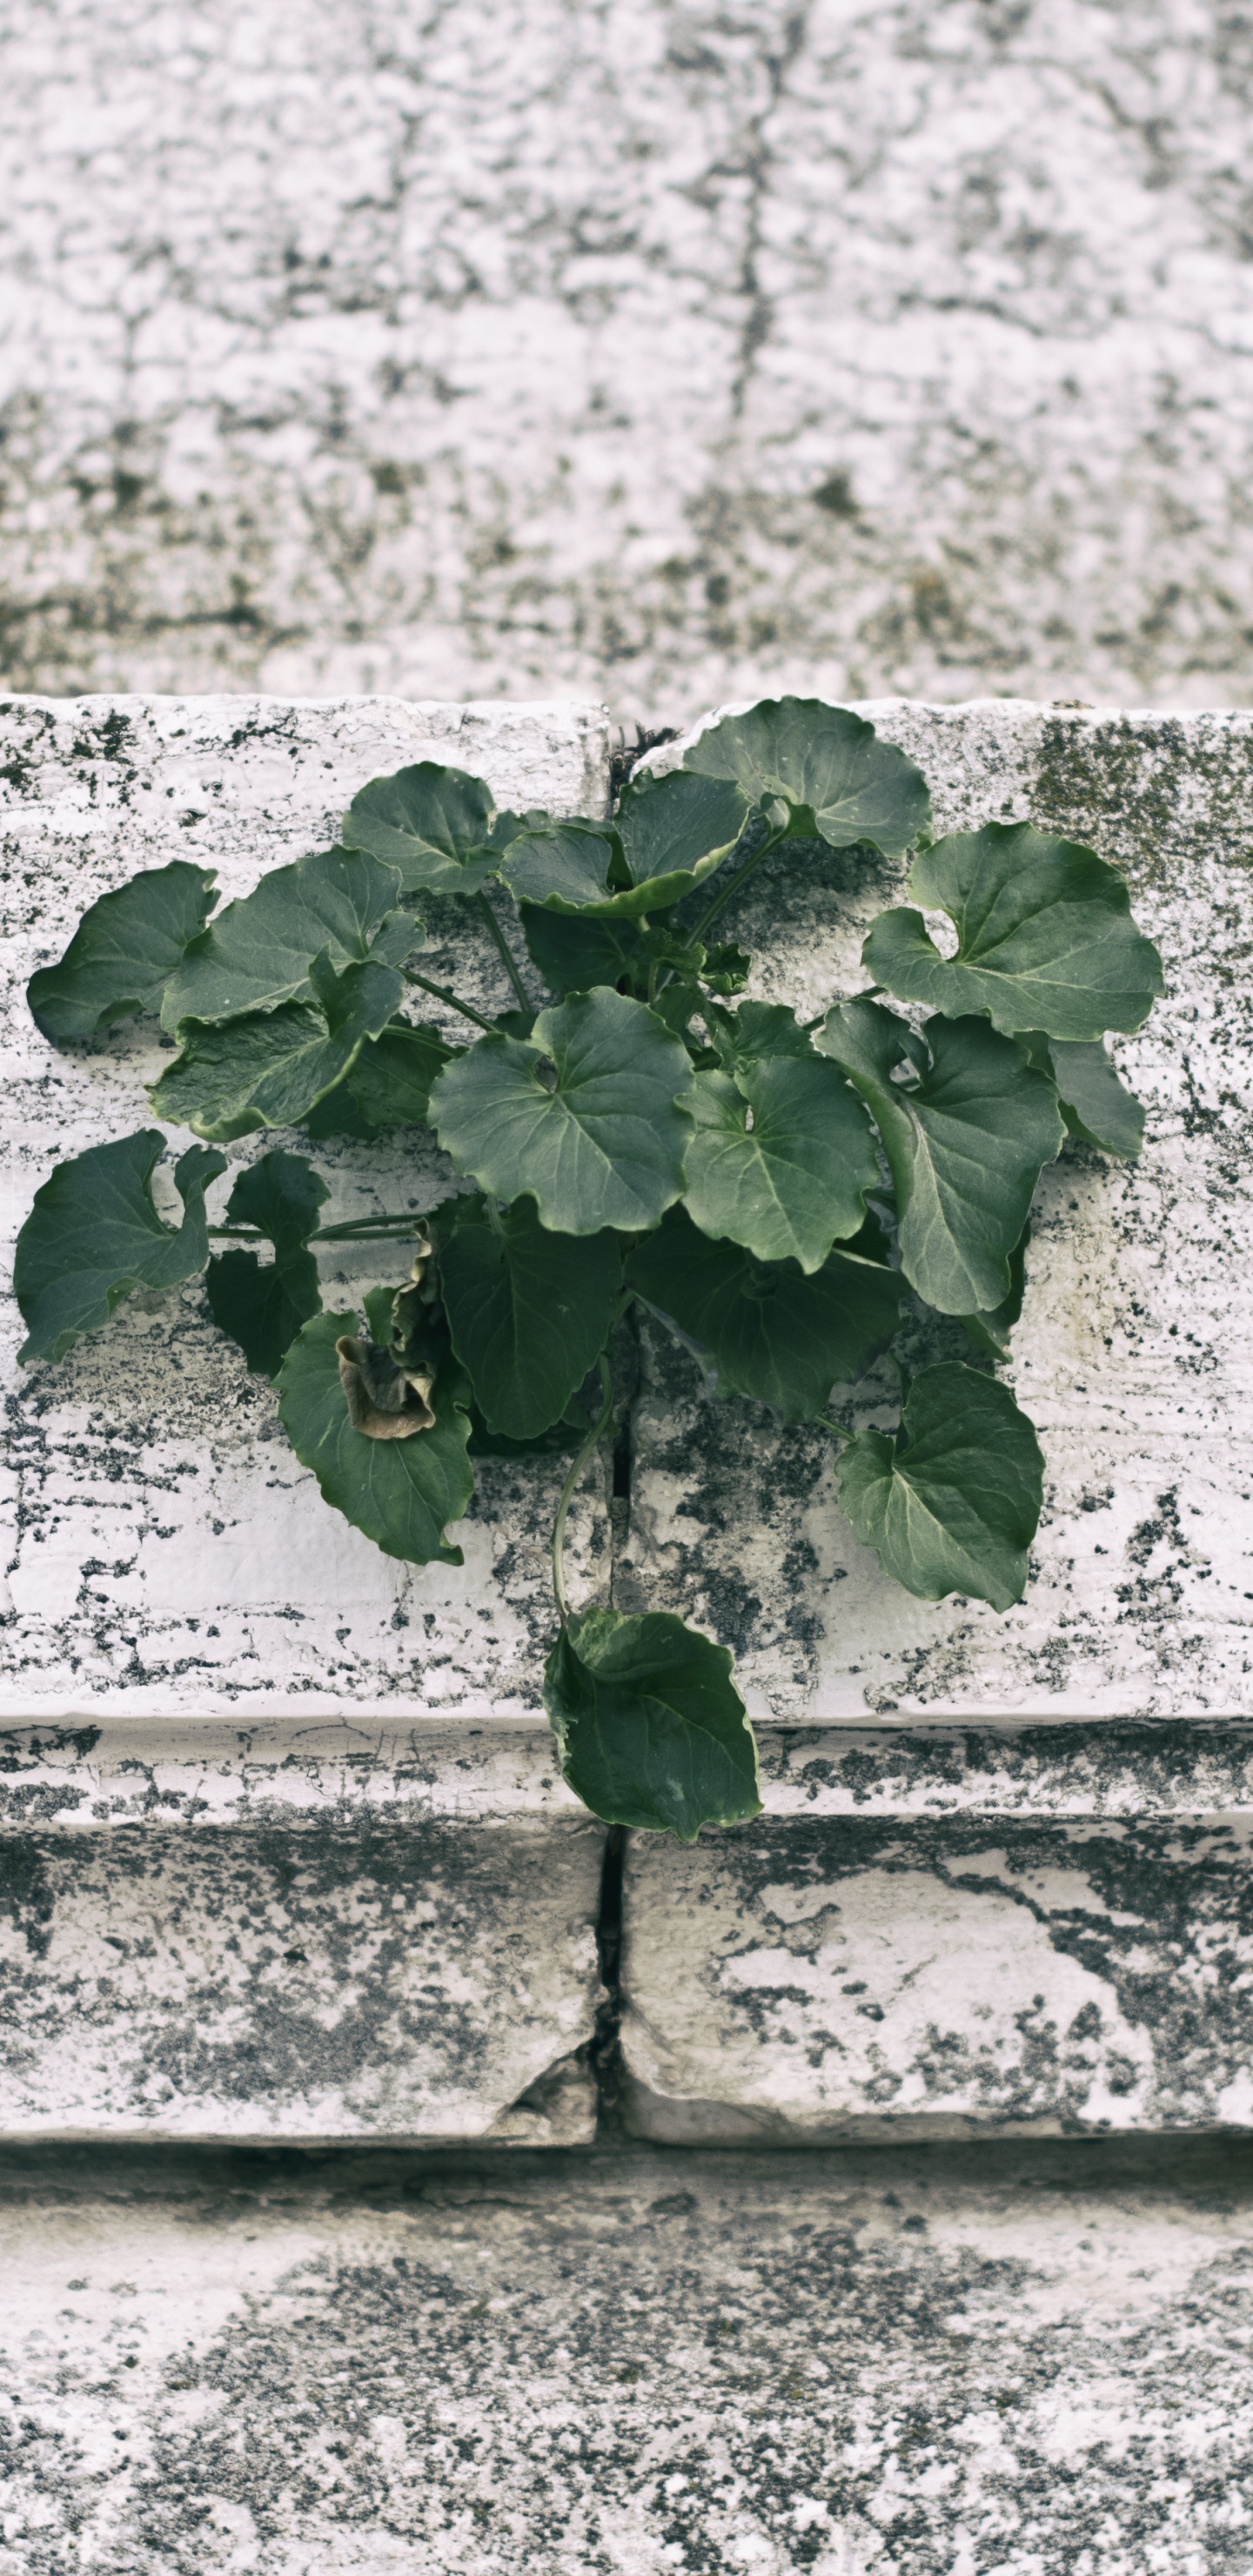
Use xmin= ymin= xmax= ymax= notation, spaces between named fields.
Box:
xmin=690 ymin=828 xmax=783 ymax=942
xmin=552 ymin=1354 xmax=614 ymax=1626
xmin=476 ymin=891 xmax=531 ymax=1014
xmin=817 ymin=1412 xmax=858 ymax=1442
xmin=209 ymin=1217 xmax=425 ymax=1244
xmin=404 ymin=970 xmax=497 ymax=1033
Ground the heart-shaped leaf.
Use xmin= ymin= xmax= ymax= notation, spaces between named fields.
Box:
xmin=278 ymin=1309 xmax=473 ymax=1565
xmin=345 ymin=1022 xmax=456 ymax=1128
xmin=161 ymin=846 xmax=415 ymax=1033
xmin=340 ymin=761 xmax=519 ymax=896
xmin=861 ymin=822 xmax=1164 ymax=1041
xmin=683 ymin=697 xmax=930 ymax=856
xmin=1027 ymin=1034 xmax=1145 ymax=1157
xmin=498 ymin=823 xmax=621 ymax=909
xmin=28 ymin=861 xmax=218 ymax=1042
xmin=544 ymin=1604 xmax=761 ymax=1838
xmin=818 ymin=999 xmax=1064 ymax=1313
xmin=682 ymin=1054 xmax=879 ymax=1273
xmin=627 ymin=1205 xmax=905 ymax=1419
xmin=151 ymin=955 xmax=406 ymax=1142
xmin=429 ymin=988 xmax=694 ymax=1234
xmin=439 ymin=1198 xmax=621 ymax=1439
xmin=503 ymin=774 xmax=751 ymax=919
xmin=959 ymin=1224 xmax=1029 ymax=1362
xmin=16 ymin=1130 xmax=226 ymax=1364
xmin=836 ymin=1361 xmax=1043 ymax=1610
xmin=519 ymin=904 xmax=654 ymax=995
xmin=204 ymin=1150 xmax=328 ymax=1378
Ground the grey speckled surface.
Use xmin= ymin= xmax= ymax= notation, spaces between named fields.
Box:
xmin=0 ymin=1727 xmax=604 ymax=2143
xmin=3 ymin=2138 xmax=1253 ymax=2574
xmin=6 ymin=2 xmax=1253 ymax=724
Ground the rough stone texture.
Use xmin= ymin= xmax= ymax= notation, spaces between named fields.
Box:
xmin=620 ymin=699 xmax=1253 ymax=1718
xmin=0 ymin=1724 xmax=603 ymax=2142
xmin=620 ymin=1725 xmax=1253 ymax=2144
xmin=5 ymin=3 xmax=1253 ymax=725
xmin=0 ymin=694 xmax=612 ymax=1717
xmin=3 ymin=2137 xmax=1253 ymax=2573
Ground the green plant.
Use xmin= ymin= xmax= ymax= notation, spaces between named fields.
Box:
xmin=15 ymin=698 xmax=1163 ymax=1835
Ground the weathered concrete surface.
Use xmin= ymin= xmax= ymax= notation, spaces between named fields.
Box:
xmin=5 ymin=3 xmax=1253 ymax=725
xmin=622 ymin=700 xmax=1253 ymax=1717
xmin=3 ymin=2137 xmax=1253 ymax=2573
xmin=620 ymin=1726 xmax=1253 ymax=2144
xmin=0 ymin=694 xmax=612 ymax=1718
xmin=0 ymin=1725 xmax=603 ymax=2142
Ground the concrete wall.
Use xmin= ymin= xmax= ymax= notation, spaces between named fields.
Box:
xmin=4 ymin=688 xmax=1253 ymax=2567
xmin=4 ymin=2 xmax=1253 ymax=725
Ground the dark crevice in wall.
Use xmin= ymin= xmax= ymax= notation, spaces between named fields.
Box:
xmin=592 ymin=1825 xmax=626 ymax=2124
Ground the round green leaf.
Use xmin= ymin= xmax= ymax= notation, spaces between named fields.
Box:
xmin=28 ymin=861 xmax=218 ymax=1043
xmin=345 ymin=1022 xmax=457 ymax=1129
xmin=339 ymin=761 xmax=504 ymax=896
xmin=681 ymin=1057 xmax=879 ymax=1273
xmin=439 ymin=1199 xmax=622 ymax=1439
xmin=1032 ymin=1035 xmax=1146 ymax=1157
xmin=544 ymin=1604 xmax=761 ymax=1838
xmin=161 ymin=845 xmax=413 ymax=1033
xmin=498 ymin=823 xmax=620 ymax=909
xmin=16 ymin=1130 xmax=226 ymax=1365
xmin=627 ymin=1205 xmax=904 ymax=1419
xmin=204 ymin=1150 xmax=328 ymax=1379
xmin=278 ymin=1311 xmax=473 ymax=1566
xmin=683 ymin=696 xmax=930 ymax=856
xmin=835 ymin=1361 xmax=1043 ymax=1610
xmin=151 ymin=956 xmax=405 ymax=1142
xmin=818 ymin=1000 xmax=1064 ymax=1314
xmin=862 ymin=822 xmax=1164 ymax=1040
xmin=429 ymin=988 xmax=695 ymax=1234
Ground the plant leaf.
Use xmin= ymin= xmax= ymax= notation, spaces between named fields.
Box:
xmin=340 ymin=761 xmax=508 ymax=896
xmin=627 ymin=1204 xmax=905 ymax=1419
xmin=505 ymin=775 xmax=751 ymax=919
xmin=28 ymin=861 xmax=218 ymax=1042
xmin=439 ymin=1198 xmax=621 ymax=1438
xmin=1026 ymin=1034 xmax=1146 ymax=1156
xmin=278 ymin=1310 xmax=473 ymax=1566
xmin=835 ymin=1361 xmax=1043 ymax=1610
xmin=817 ymin=999 xmax=1064 ymax=1313
xmin=429 ymin=988 xmax=694 ymax=1233
xmin=160 ymin=846 xmax=414 ymax=1032
xmin=861 ymin=822 xmax=1165 ymax=1040
xmin=959 ymin=1224 xmax=1029 ymax=1361
xmin=151 ymin=956 xmax=405 ymax=1142
xmin=16 ymin=1130 xmax=226 ymax=1365
xmin=681 ymin=1055 xmax=879 ymax=1273
xmin=519 ymin=903 xmax=653 ymax=995
xmin=683 ymin=696 xmax=930 ymax=856
xmin=544 ymin=1604 xmax=761 ymax=1838
xmin=499 ymin=823 xmax=620 ymax=909
xmin=204 ymin=1150 xmax=328 ymax=1378
xmin=345 ymin=1022 xmax=456 ymax=1127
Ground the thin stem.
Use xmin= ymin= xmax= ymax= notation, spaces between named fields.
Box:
xmin=209 ymin=1216 xmax=425 ymax=1244
xmin=817 ymin=1412 xmax=858 ymax=1442
xmin=476 ymin=891 xmax=531 ymax=1014
xmin=404 ymin=970 xmax=496 ymax=1033
xmin=552 ymin=1354 xmax=614 ymax=1626
xmin=689 ymin=828 xmax=783 ymax=943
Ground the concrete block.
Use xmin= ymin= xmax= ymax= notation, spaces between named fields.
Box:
xmin=0 ymin=695 xmax=612 ymax=1719
xmin=622 ymin=701 xmax=1253 ymax=1717
xmin=620 ymin=1724 xmax=1253 ymax=2144
xmin=0 ymin=1723 xmax=604 ymax=2142
xmin=2 ymin=2138 xmax=1252 ymax=2573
